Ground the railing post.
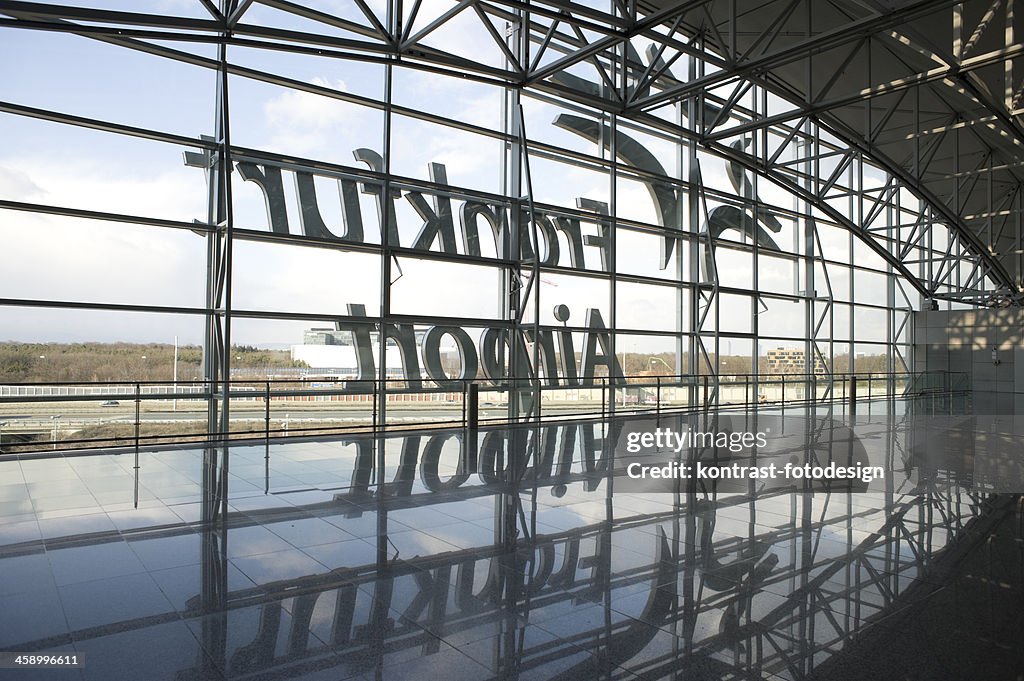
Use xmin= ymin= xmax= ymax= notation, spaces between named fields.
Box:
xmin=134 ymin=382 xmax=141 ymax=456
xmin=372 ymin=379 xmax=378 ymax=432
xmin=463 ymin=380 xmax=479 ymax=472
xmin=536 ymin=380 xmax=541 ymax=423
xmin=466 ymin=382 xmax=479 ymax=430
xmin=850 ymin=375 xmax=857 ymax=414
xmin=264 ymin=381 xmax=270 ymax=489
xmin=601 ymin=378 xmax=607 ymax=419
xmin=781 ymin=374 xmax=785 ymax=408
xmin=265 ymin=381 xmax=270 ymax=444
xmin=656 ymin=376 xmax=661 ymax=416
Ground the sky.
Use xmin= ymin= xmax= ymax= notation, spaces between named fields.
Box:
xmin=0 ymin=0 xmax=901 ymax=354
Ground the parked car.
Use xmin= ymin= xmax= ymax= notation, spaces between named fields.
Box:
xmin=101 ymin=400 xmax=120 ymax=407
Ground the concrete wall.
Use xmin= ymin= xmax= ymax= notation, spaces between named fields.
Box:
xmin=913 ymin=308 xmax=1024 ymax=395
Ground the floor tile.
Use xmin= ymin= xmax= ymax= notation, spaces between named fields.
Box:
xmin=47 ymin=540 xmax=148 ymax=586
xmin=58 ymin=572 xmax=175 ymax=632
xmin=0 ymin=585 xmax=69 ymax=648
xmin=73 ymin=619 xmax=223 ymax=681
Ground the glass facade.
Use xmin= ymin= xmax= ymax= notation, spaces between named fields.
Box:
xmin=0 ymin=1 xmax=1009 ymax=434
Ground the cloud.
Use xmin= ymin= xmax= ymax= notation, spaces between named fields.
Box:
xmin=404 ymin=0 xmax=502 ymax=67
xmin=265 ymin=77 xmax=350 ymax=129
xmin=456 ymin=92 xmax=502 ymax=129
xmin=0 ymin=165 xmax=45 ymax=202
xmin=263 ymin=77 xmax=366 ymax=156
xmin=0 ymin=157 xmax=205 ymax=221
xmin=0 ymin=156 xmax=208 ymax=342
xmin=421 ymin=135 xmax=496 ymax=178
xmin=389 ymin=114 xmax=502 ymax=187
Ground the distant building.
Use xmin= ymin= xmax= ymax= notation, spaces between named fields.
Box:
xmin=301 ymin=328 xmax=426 ymax=347
xmin=302 ymin=328 xmax=347 ymax=345
xmin=765 ymin=347 xmax=826 ymax=374
xmin=292 ymin=327 xmax=438 ymax=377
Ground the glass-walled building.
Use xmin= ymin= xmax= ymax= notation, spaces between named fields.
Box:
xmin=2 ymin=4 xmax=1023 ymax=681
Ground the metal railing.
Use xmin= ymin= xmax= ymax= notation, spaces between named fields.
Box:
xmin=0 ymin=370 xmax=968 ymax=454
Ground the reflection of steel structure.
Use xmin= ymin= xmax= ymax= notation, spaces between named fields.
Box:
xmin=187 ymin=414 xmax=1002 ymax=679
xmin=1 ymin=1 xmax=1021 ymax=434
xmin=3 ymin=411 xmax=1000 ymax=679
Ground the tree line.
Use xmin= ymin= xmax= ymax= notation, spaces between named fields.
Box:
xmin=0 ymin=342 xmax=887 ymax=383
xmin=0 ymin=343 xmax=305 ymax=382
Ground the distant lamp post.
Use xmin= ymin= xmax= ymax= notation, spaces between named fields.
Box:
xmin=50 ymin=415 xmax=61 ymax=450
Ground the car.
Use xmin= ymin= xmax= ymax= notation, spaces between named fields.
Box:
xmin=101 ymin=400 xmax=120 ymax=407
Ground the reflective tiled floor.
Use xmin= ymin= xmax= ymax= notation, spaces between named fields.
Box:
xmin=1 ymin=400 xmax=1022 ymax=681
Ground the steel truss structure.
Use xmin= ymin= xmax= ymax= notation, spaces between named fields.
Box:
xmin=1 ymin=0 xmax=1022 ymax=431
